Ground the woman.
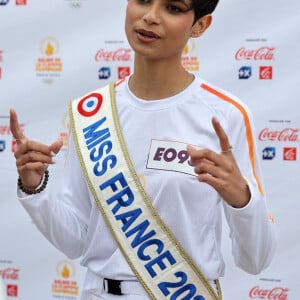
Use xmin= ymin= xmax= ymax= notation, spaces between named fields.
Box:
xmin=10 ymin=0 xmax=276 ymax=299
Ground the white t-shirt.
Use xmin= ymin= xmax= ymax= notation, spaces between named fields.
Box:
xmin=19 ymin=76 xmax=276 ymax=299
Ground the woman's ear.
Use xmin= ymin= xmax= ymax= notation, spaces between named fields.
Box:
xmin=190 ymin=14 xmax=213 ymax=38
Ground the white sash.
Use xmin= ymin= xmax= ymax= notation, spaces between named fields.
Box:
xmin=69 ymin=83 xmax=221 ymax=300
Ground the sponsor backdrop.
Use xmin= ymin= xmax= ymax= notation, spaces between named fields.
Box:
xmin=0 ymin=0 xmax=299 ymax=299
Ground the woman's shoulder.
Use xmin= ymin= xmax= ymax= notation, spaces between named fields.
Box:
xmin=193 ymin=76 xmax=251 ymax=114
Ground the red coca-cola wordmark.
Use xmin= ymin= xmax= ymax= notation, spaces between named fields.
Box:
xmin=258 ymin=128 xmax=299 ymax=142
xmin=249 ymin=285 xmax=289 ymax=300
xmin=95 ymin=48 xmax=132 ymax=62
xmin=0 ymin=268 xmax=19 ymax=280
xmin=235 ymin=47 xmax=275 ymax=61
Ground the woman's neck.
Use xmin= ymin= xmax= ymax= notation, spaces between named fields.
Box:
xmin=129 ymin=56 xmax=194 ymax=100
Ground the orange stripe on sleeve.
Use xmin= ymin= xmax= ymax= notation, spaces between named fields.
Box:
xmin=201 ymin=83 xmax=264 ymax=195
xmin=114 ymin=78 xmax=126 ymax=88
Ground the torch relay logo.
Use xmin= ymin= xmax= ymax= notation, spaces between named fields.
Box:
xmin=35 ymin=37 xmax=63 ymax=83
xmin=52 ymin=260 xmax=79 ymax=296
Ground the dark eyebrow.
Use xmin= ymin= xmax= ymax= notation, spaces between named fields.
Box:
xmin=166 ymin=0 xmax=191 ymax=8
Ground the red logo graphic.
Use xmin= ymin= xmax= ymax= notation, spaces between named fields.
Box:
xmin=77 ymin=93 xmax=103 ymax=117
xmin=283 ymin=147 xmax=297 ymax=161
xmin=7 ymin=285 xmax=18 ymax=297
xmin=16 ymin=0 xmax=27 ymax=4
xmin=0 ymin=124 xmax=25 ymax=136
xmin=0 ymin=67 xmax=2 ymax=80
xmin=0 ymin=268 xmax=20 ymax=280
xmin=258 ymin=128 xmax=299 ymax=142
xmin=118 ymin=67 xmax=130 ymax=79
xmin=95 ymin=48 xmax=132 ymax=62
xmin=12 ymin=140 xmax=18 ymax=153
xmin=249 ymin=286 xmax=289 ymax=300
xmin=235 ymin=47 xmax=275 ymax=61
xmin=260 ymin=66 xmax=273 ymax=80
xmin=0 ymin=126 xmax=11 ymax=135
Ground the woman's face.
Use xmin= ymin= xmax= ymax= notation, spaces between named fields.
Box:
xmin=125 ymin=0 xmax=197 ymax=61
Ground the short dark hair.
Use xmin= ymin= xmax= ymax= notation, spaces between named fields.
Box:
xmin=192 ymin=0 xmax=219 ymax=22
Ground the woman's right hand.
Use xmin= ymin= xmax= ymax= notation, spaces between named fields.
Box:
xmin=10 ymin=109 xmax=63 ymax=190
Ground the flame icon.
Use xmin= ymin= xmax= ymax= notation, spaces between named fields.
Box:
xmin=45 ymin=43 xmax=54 ymax=56
xmin=40 ymin=37 xmax=60 ymax=56
xmin=183 ymin=44 xmax=189 ymax=55
xmin=56 ymin=260 xmax=76 ymax=278
xmin=269 ymin=212 xmax=275 ymax=224
xmin=182 ymin=40 xmax=196 ymax=55
xmin=61 ymin=265 xmax=70 ymax=278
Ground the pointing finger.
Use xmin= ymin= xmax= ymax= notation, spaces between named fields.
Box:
xmin=211 ymin=117 xmax=232 ymax=154
xmin=10 ymin=108 xmax=26 ymax=144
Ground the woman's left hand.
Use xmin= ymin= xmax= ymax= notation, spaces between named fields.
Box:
xmin=187 ymin=117 xmax=250 ymax=208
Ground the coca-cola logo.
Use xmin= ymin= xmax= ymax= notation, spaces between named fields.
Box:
xmin=95 ymin=48 xmax=132 ymax=62
xmin=0 ymin=268 xmax=20 ymax=280
xmin=235 ymin=47 xmax=275 ymax=61
xmin=258 ymin=128 xmax=299 ymax=142
xmin=0 ymin=124 xmax=25 ymax=136
xmin=249 ymin=286 xmax=289 ymax=300
xmin=0 ymin=125 xmax=12 ymax=135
